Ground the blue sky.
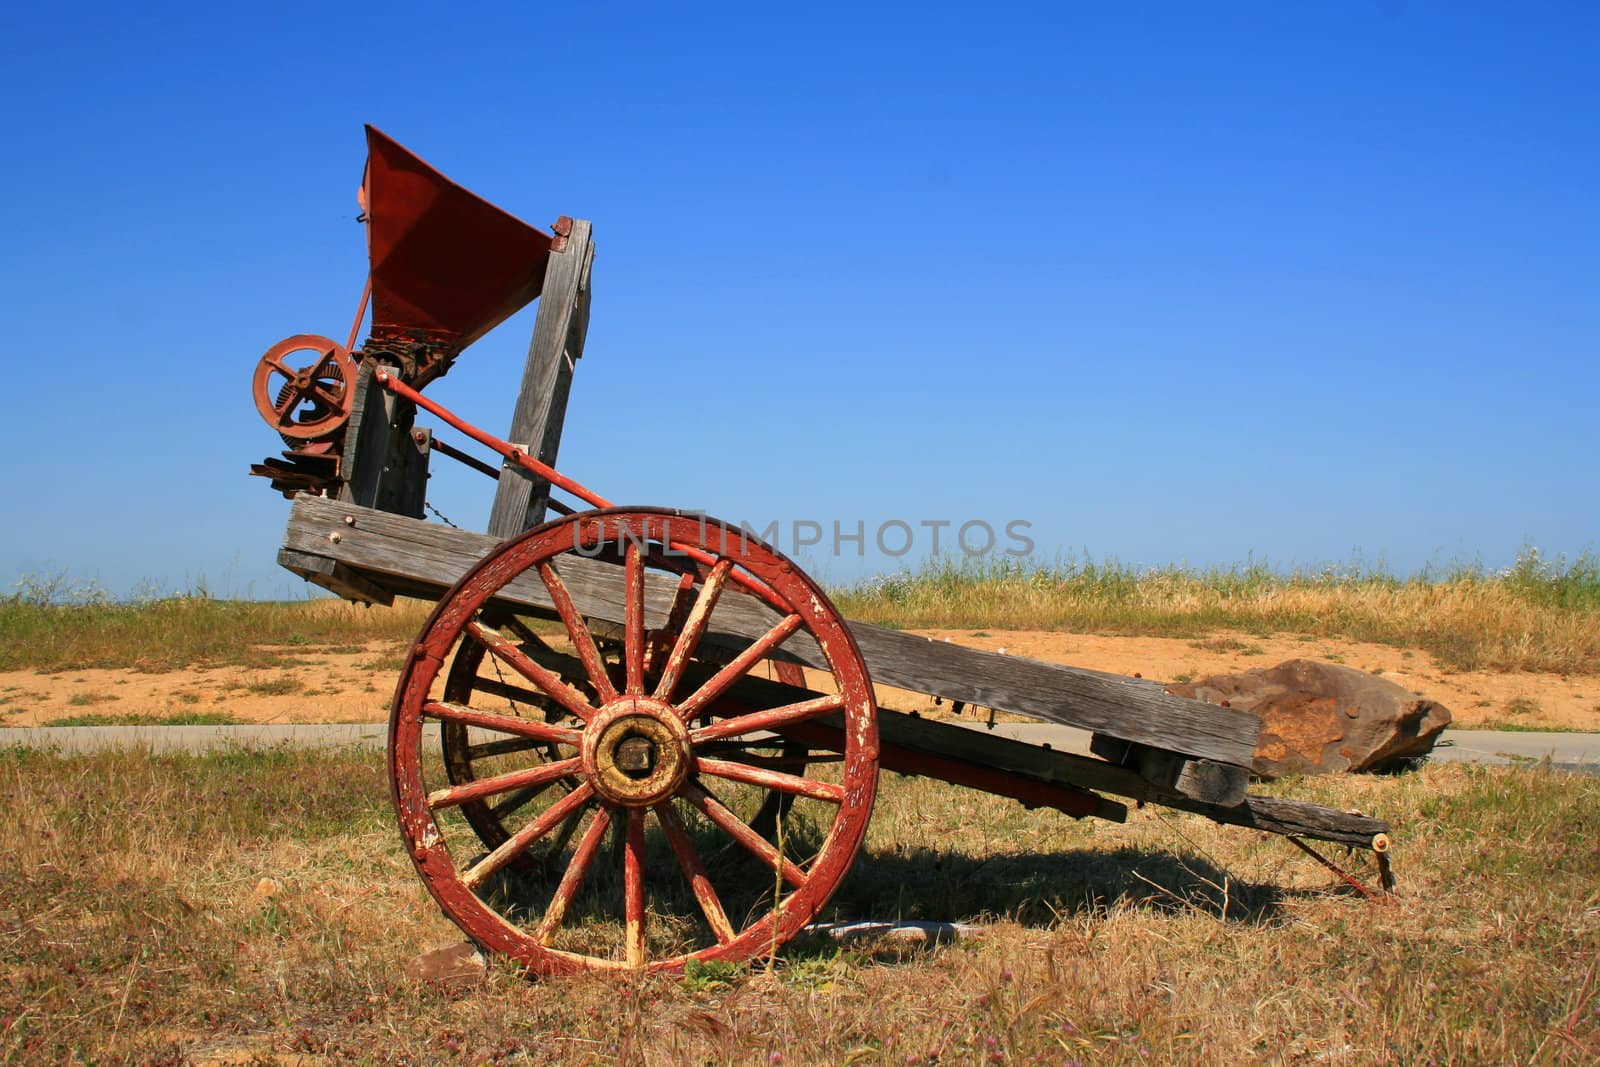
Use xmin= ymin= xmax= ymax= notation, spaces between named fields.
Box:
xmin=1 ymin=3 xmax=1594 ymax=598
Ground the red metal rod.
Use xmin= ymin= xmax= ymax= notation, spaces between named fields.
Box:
xmin=374 ymin=370 xmax=791 ymax=614
xmin=378 ymin=369 xmax=610 ymax=509
xmin=346 ymin=276 xmax=372 ymax=353
xmin=1286 ymin=836 xmax=1390 ymax=903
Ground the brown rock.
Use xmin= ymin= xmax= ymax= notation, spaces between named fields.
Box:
xmin=1166 ymin=658 xmax=1451 ymax=779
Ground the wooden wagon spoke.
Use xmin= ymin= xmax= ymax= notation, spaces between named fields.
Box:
xmin=654 ymin=558 xmax=735 ymax=702
xmin=675 ymin=614 xmax=804 ymax=721
xmin=462 ymin=783 xmax=595 ymax=891
xmin=489 ymin=785 xmax=544 ymax=820
xmin=640 ymin=570 xmax=693 ymax=693
xmin=466 ymin=736 xmax=548 ymax=761
xmin=681 ymin=782 xmax=806 ymax=888
xmin=655 ymin=801 xmax=735 ymax=944
xmin=694 ymin=757 xmax=844 ymax=804
xmin=690 ymin=694 xmax=844 ymax=745
xmin=494 ymin=613 xmax=554 ymax=651
xmin=624 ymin=808 xmax=648 ymax=967
xmin=426 ymin=757 xmax=582 ymax=811
xmin=624 ymin=541 xmax=646 ymax=695
xmin=653 ymin=571 xmax=699 ymax=653
xmin=424 ymin=701 xmax=581 ymax=747
xmin=538 ymin=562 xmax=617 ymax=703
xmin=534 ymin=805 xmax=614 ymax=945
xmin=465 ymin=618 xmax=595 ymax=722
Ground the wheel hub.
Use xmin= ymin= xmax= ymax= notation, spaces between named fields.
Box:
xmin=581 ymin=697 xmax=691 ymax=807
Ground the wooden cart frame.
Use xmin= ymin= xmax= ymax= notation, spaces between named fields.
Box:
xmin=256 ymin=129 xmax=1392 ymax=976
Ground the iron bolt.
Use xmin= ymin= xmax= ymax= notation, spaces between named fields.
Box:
xmin=329 ymin=532 xmax=342 ymax=543
xmin=343 ymin=515 xmax=356 ymax=526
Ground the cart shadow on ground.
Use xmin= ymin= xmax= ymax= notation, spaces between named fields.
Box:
xmin=819 ymin=840 xmax=1326 ymax=934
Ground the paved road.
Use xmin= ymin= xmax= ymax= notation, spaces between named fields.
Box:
xmin=1 ymin=722 xmax=1595 ymax=773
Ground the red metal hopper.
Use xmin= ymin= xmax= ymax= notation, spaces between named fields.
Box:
xmin=361 ymin=125 xmax=557 ymax=356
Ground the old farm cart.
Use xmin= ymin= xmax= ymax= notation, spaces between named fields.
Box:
xmin=252 ymin=128 xmax=1393 ymax=976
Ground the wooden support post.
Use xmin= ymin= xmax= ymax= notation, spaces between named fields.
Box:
xmin=486 ymin=218 xmax=595 ymax=538
xmin=339 ymin=362 xmax=430 ymax=519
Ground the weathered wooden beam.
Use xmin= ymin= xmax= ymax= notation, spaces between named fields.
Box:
xmin=276 ymin=548 xmax=394 ymax=607
xmin=436 ymin=642 xmax=1387 ymax=851
xmin=710 ymin=669 xmax=1385 ymax=848
xmin=486 ymin=219 xmax=595 ymax=537
xmin=280 ymin=495 xmax=1261 ymax=768
xmin=339 ymin=362 xmax=430 ymax=518
xmin=1089 ymin=735 xmax=1249 ymax=808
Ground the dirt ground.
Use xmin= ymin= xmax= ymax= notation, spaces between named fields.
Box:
xmin=2 ymin=631 xmax=1595 ymax=731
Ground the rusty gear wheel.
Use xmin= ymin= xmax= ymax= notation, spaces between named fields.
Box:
xmin=252 ymin=334 xmax=357 ymax=441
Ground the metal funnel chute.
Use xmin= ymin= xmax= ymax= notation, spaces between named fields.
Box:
xmin=251 ymin=126 xmax=571 ymax=496
xmin=362 ymin=124 xmax=558 ymax=362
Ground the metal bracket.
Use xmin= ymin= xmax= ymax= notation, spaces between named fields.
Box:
xmin=550 ymin=216 xmax=573 ymax=253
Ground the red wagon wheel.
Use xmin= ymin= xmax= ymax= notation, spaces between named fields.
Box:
xmin=390 ymin=508 xmax=879 ymax=974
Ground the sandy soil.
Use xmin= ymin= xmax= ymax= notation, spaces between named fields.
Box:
xmin=2 ymin=631 xmax=1595 ymax=732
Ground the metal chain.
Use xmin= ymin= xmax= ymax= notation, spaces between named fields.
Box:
xmin=424 ymin=500 xmax=459 ymax=529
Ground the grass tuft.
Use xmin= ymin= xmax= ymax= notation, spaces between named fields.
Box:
xmin=45 ymin=711 xmax=244 ymax=727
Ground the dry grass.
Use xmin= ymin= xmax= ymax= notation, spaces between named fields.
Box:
xmin=7 ymin=550 xmax=1596 ymax=678
xmin=2 ymin=746 xmax=1596 ymax=1064
xmin=835 ymin=549 xmax=1600 ymax=676
xmin=0 ymin=577 xmax=432 ymax=673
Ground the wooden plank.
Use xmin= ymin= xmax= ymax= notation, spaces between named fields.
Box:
xmin=280 ymin=495 xmax=1261 ymax=767
xmin=421 ymin=639 xmax=1386 ymax=850
xmin=276 ymin=548 xmax=394 ymax=606
xmin=486 ymin=219 xmax=595 ymax=537
xmin=713 ymin=670 xmax=1384 ymax=847
xmin=338 ymin=363 xmax=387 ymax=508
xmin=1171 ymin=793 xmax=1390 ymax=850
